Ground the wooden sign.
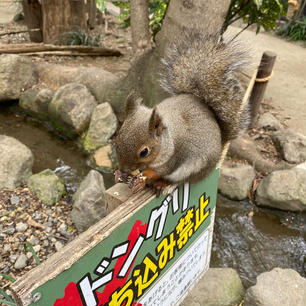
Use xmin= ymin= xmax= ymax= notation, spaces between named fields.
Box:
xmin=11 ymin=169 xmax=219 ymax=306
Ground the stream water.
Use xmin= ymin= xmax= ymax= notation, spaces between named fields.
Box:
xmin=0 ymin=102 xmax=305 ymax=287
xmin=0 ymin=102 xmax=115 ymax=193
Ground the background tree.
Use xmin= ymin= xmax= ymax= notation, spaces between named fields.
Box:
xmin=21 ymin=0 xmax=43 ymax=42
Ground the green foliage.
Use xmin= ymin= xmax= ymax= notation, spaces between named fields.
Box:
xmin=149 ymin=0 xmax=170 ymax=38
xmin=24 ymin=242 xmax=41 ymax=266
xmin=114 ymin=0 xmax=169 ymax=38
xmin=61 ymin=30 xmax=102 ymax=47
xmin=0 ymin=274 xmax=16 ymax=306
xmin=277 ymin=18 xmax=306 ymax=40
xmin=96 ymin=0 xmax=107 ymax=13
xmin=223 ymin=0 xmax=287 ymax=34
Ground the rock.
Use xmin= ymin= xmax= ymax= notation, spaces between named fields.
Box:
xmin=55 ymin=241 xmax=63 ymax=252
xmin=48 ymin=83 xmax=97 ymax=136
xmin=71 ymin=170 xmax=107 ymax=232
xmin=35 ymin=63 xmax=118 ymax=104
xmin=244 ymin=268 xmax=306 ymax=306
xmin=4 ymin=244 xmax=11 ymax=253
xmin=0 ymin=54 xmax=37 ymax=102
xmin=93 ymin=144 xmax=113 ymax=168
xmin=83 ymin=103 xmax=117 ymax=153
xmin=272 ymin=129 xmax=306 ymax=163
xmin=57 ymin=222 xmax=67 ymax=233
xmin=19 ymin=88 xmax=54 ymax=119
xmin=10 ymin=195 xmax=20 ymax=205
xmin=256 ymin=168 xmax=306 ymax=211
xmin=33 ymin=245 xmax=41 ymax=253
xmin=9 ymin=254 xmax=18 ymax=263
xmin=4 ymin=227 xmax=15 ymax=235
xmin=16 ymin=222 xmax=28 ymax=232
xmin=180 ymin=268 xmax=245 ymax=306
xmin=14 ymin=254 xmax=28 ymax=269
xmin=218 ymin=163 xmax=255 ymax=200
xmin=0 ymin=135 xmax=34 ymax=189
xmin=28 ymin=169 xmax=66 ymax=206
xmin=257 ymin=112 xmax=282 ymax=131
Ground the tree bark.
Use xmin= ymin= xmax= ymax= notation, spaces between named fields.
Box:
xmin=41 ymin=0 xmax=87 ymax=44
xmin=87 ymin=0 xmax=97 ymax=29
xmin=21 ymin=0 xmax=43 ymax=42
xmin=130 ymin=0 xmax=151 ymax=55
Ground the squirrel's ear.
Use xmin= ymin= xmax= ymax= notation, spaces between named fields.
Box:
xmin=149 ymin=108 xmax=163 ymax=136
xmin=125 ymin=91 xmax=143 ymax=118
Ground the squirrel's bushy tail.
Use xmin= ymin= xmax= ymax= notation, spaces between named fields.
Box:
xmin=160 ymin=30 xmax=251 ymax=142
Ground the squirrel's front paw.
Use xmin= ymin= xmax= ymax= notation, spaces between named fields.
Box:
xmin=151 ymin=179 xmax=169 ymax=197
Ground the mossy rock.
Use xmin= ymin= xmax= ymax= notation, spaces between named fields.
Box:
xmin=28 ymin=169 xmax=66 ymax=206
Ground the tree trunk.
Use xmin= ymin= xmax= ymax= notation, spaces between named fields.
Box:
xmin=106 ymin=0 xmax=232 ymax=115
xmin=130 ymin=0 xmax=151 ymax=55
xmin=21 ymin=0 xmax=43 ymax=42
xmin=41 ymin=0 xmax=87 ymax=44
xmin=87 ymin=0 xmax=97 ymax=29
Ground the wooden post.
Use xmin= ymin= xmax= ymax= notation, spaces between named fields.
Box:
xmin=249 ymin=51 xmax=277 ymax=127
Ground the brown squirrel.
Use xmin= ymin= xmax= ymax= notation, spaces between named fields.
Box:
xmin=115 ymin=30 xmax=250 ymax=193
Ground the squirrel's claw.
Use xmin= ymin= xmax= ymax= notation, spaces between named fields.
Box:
xmin=151 ymin=179 xmax=169 ymax=197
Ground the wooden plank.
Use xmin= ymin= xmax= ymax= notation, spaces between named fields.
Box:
xmin=11 ymin=171 xmax=219 ymax=306
xmin=105 ymin=183 xmax=133 ymax=213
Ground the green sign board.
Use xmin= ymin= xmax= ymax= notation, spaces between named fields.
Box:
xmin=12 ymin=169 xmax=219 ymax=306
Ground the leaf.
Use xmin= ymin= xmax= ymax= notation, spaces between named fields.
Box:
xmin=0 ymin=299 xmax=16 ymax=306
xmin=0 ymin=289 xmax=14 ymax=304
xmin=24 ymin=242 xmax=41 ymax=266
xmin=0 ymin=274 xmax=16 ymax=283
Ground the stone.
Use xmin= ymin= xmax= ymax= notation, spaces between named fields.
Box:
xmin=9 ymin=254 xmax=18 ymax=263
xmin=35 ymin=63 xmax=118 ymax=104
xmin=83 ymin=103 xmax=118 ymax=153
xmin=55 ymin=241 xmax=63 ymax=252
xmin=0 ymin=54 xmax=37 ymax=102
xmin=257 ymin=112 xmax=282 ymax=131
xmin=244 ymin=268 xmax=306 ymax=306
xmin=180 ymin=268 xmax=245 ymax=306
xmin=218 ymin=163 xmax=256 ymax=200
xmin=48 ymin=83 xmax=97 ymax=135
xmin=0 ymin=135 xmax=34 ymax=189
xmin=10 ymin=195 xmax=20 ymax=205
xmin=71 ymin=170 xmax=107 ymax=232
xmin=4 ymin=244 xmax=11 ymax=253
xmin=27 ymin=169 xmax=66 ymax=206
xmin=4 ymin=227 xmax=15 ymax=235
xmin=14 ymin=254 xmax=28 ymax=269
xmin=19 ymin=88 xmax=54 ymax=119
xmin=57 ymin=222 xmax=67 ymax=233
xmin=16 ymin=222 xmax=28 ymax=232
xmin=272 ymin=129 xmax=306 ymax=163
xmin=256 ymin=168 xmax=306 ymax=211
xmin=93 ymin=144 xmax=113 ymax=168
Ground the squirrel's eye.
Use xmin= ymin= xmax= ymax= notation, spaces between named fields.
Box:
xmin=139 ymin=147 xmax=149 ymax=158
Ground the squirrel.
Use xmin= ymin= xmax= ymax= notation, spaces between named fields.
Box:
xmin=115 ymin=29 xmax=250 ymax=193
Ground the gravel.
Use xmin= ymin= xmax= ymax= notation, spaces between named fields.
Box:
xmin=0 ymin=185 xmax=78 ymax=291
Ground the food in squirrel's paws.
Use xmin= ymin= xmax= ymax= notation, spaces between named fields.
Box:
xmin=115 ymin=169 xmax=146 ymax=193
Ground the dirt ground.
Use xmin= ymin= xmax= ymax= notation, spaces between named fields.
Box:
xmin=1 ymin=2 xmax=305 ymax=135
xmin=228 ymin=26 xmax=306 ymax=136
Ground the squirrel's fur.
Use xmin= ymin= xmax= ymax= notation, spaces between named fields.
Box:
xmin=115 ymin=29 xmax=250 ymax=186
